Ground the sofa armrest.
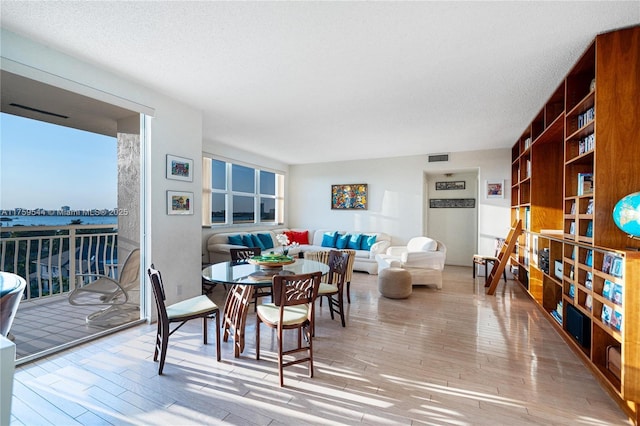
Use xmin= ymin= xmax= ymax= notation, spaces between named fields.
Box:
xmin=385 ymin=246 xmax=407 ymax=257
xmin=401 ymin=251 xmax=446 ymax=269
xmin=369 ymin=240 xmax=391 ymax=258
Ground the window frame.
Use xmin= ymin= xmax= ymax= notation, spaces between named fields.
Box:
xmin=202 ymin=156 xmax=284 ymax=227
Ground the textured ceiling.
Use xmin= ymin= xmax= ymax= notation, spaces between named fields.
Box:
xmin=1 ymin=1 xmax=638 ymax=164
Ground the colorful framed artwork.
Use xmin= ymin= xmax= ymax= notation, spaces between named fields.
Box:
xmin=167 ymin=191 xmax=194 ymax=215
xmin=166 ymin=154 xmax=193 ymax=182
xmin=486 ymin=180 xmax=504 ymax=199
xmin=331 ymin=184 xmax=368 ymax=210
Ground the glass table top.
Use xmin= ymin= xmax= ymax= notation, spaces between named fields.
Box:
xmin=202 ymin=258 xmax=329 ymax=286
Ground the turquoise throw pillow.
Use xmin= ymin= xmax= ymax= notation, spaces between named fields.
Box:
xmin=321 ymin=231 xmax=338 ymax=248
xmin=257 ymin=233 xmax=274 ymax=250
xmin=228 ymin=234 xmax=243 ymax=246
xmin=251 ymin=234 xmax=266 ymax=250
xmin=241 ymin=234 xmax=254 ymax=247
xmin=336 ymin=234 xmax=350 ymax=249
xmin=361 ymin=234 xmax=377 ymax=250
xmin=348 ymin=234 xmax=363 ymax=250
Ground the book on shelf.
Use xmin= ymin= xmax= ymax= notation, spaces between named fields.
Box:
xmin=602 ymin=305 xmax=612 ymax=325
xmin=603 ymin=279 xmax=614 ymax=301
xmin=602 ymin=253 xmax=614 ymax=274
xmin=570 ymin=201 xmax=577 ymax=215
xmin=569 ymin=284 xmax=575 ymax=298
xmin=577 ymin=107 xmax=595 ymax=129
xmin=610 ymin=256 xmax=623 ymax=278
xmin=570 ymin=221 xmax=576 ymax=235
xmin=585 ymin=199 xmax=594 ymax=214
xmin=611 ymin=310 xmax=622 ymax=331
xmin=585 ymin=294 xmax=593 ymax=311
xmin=613 ymin=283 xmax=623 ymax=306
xmin=577 ymin=173 xmax=594 ymax=196
xmin=585 ymin=250 xmax=593 ymax=266
xmin=585 ymin=221 xmax=593 ymax=238
xmin=571 ymin=246 xmax=576 ymax=260
xmin=585 ymin=271 xmax=593 ymax=289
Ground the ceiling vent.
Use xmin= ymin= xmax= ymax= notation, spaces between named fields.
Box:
xmin=428 ymin=153 xmax=449 ymax=163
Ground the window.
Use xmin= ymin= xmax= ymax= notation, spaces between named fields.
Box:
xmin=202 ymin=157 xmax=284 ymax=226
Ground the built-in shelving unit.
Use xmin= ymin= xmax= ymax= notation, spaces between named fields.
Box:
xmin=510 ymin=26 xmax=640 ymax=422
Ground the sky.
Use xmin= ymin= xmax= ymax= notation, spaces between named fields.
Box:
xmin=0 ymin=112 xmax=117 ymax=211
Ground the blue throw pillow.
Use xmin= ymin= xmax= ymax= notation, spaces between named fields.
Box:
xmin=251 ymin=234 xmax=266 ymax=251
xmin=241 ymin=234 xmax=255 ymax=247
xmin=228 ymin=234 xmax=243 ymax=246
xmin=348 ymin=233 xmax=363 ymax=250
xmin=257 ymin=233 xmax=274 ymax=250
xmin=321 ymin=231 xmax=338 ymax=248
xmin=336 ymin=233 xmax=350 ymax=249
xmin=361 ymin=234 xmax=377 ymax=250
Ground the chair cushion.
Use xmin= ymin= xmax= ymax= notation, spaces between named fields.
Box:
xmin=257 ymin=303 xmax=309 ymax=326
xmin=407 ymin=237 xmax=437 ymax=252
xmin=228 ymin=234 xmax=243 ymax=246
xmin=336 ymin=233 xmax=350 ymax=249
xmin=166 ymin=295 xmax=218 ymax=320
xmin=318 ymin=283 xmax=339 ymax=295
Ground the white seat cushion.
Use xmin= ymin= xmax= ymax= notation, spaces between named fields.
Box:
xmin=257 ymin=303 xmax=309 ymax=326
xmin=318 ymin=283 xmax=338 ymax=295
xmin=407 ymin=237 xmax=437 ymax=252
xmin=166 ymin=295 xmax=218 ymax=320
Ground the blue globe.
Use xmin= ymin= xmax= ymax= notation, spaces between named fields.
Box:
xmin=613 ymin=192 xmax=640 ymax=238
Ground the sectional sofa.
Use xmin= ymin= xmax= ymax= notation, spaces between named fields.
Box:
xmin=206 ymin=228 xmax=391 ymax=274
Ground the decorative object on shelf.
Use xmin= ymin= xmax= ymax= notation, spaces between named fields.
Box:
xmin=331 ymin=184 xmax=367 ymax=210
xmin=612 ymin=191 xmax=640 ymax=240
xmin=577 ymin=173 xmax=594 ymax=196
xmin=429 ymin=198 xmax=475 ymax=208
xmin=167 ymin=191 xmax=193 ymax=215
xmin=486 ymin=180 xmax=504 ymax=199
xmin=435 ymin=181 xmax=465 ymax=190
xmin=166 ymin=154 xmax=193 ymax=182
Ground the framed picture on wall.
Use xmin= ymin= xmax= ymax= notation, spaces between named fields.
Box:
xmin=331 ymin=184 xmax=368 ymax=209
xmin=486 ymin=180 xmax=504 ymax=199
xmin=166 ymin=154 xmax=193 ymax=182
xmin=167 ymin=191 xmax=194 ymax=215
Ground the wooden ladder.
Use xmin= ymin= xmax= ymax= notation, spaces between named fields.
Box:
xmin=486 ymin=219 xmax=522 ymax=295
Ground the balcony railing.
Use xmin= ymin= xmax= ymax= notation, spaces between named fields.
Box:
xmin=0 ymin=224 xmax=118 ymax=302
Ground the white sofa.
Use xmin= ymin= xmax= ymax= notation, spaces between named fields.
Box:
xmin=375 ymin=237 xmax=447 ymax=289
xmin=206 ymin=228 xmax=391 ymax=274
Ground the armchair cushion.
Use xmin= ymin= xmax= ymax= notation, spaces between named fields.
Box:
xmin=407 ymin=237 xmax=437 ymax=252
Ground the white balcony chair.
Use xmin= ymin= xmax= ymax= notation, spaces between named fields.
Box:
xmin=376 ymin=237 xmax=446 ymax=289
xmin=69 ymin=248 xmax=140 ymax=326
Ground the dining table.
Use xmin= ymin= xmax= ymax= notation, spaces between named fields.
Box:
xmin=202 ymin=258 xmax=330 ymax=357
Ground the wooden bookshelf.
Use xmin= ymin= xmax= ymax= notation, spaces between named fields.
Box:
xmin=510 ymin=26 xmax=640 ymax=422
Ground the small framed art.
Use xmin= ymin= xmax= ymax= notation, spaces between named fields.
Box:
xmin=167 ymin=191 xmax=194 ymax=215
xmin=166 ymin=154 xmax=193 ymax=182
xmin=486 ymin=180 xmax=504 ymax=199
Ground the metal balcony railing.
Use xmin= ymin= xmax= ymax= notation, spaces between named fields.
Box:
xmin=0 ymin=224 xmax=118 ymax=302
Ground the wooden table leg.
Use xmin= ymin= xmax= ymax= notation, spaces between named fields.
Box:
xmin=222 ymin=284 xmax=254 ymax=357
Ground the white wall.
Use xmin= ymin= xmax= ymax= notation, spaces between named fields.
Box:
xmin=288 ymin=148 xmax=512 ymax=263
xmin=1 ymin=30 xmax=204 ymax=311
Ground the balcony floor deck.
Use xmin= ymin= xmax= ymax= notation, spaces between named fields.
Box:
xmin=9 ymin=266 xmax=632 ymax=425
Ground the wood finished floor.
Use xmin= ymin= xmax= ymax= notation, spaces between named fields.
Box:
xmin=10 ymin=266 xmax=632 ymax=425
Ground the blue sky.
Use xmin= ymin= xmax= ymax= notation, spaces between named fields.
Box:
xmin=1 ymin=113 xmax=117 ymax=210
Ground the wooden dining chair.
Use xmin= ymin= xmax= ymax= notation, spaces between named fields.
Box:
xmin=255 ymin=271 xmax=321 ymax=387
xmin=230 ymin=247 xmax=269 ymax=310
xmin=147 ymin=265 xmax=221 ymax=374
xmin=317 ymin=250 xmax=350 ymax=327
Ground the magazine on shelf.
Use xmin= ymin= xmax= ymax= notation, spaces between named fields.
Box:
xmin=585 ymin=271 xmax=593 ymax=290
xmin=569 ymin=284 xmax=575 ymax=298
xmin=585 ymin=221 xmax=593 ymax=238
xmin=610 ymin=256 xmax=623 ymax=278
xmin=585 ymin=250 xmax=593 ymax=267
xmin=602 ymin=253 xmax=614 ymax=274
xmin=603 ymin=280 xmax=614 ymax=300
xmin=611 ymin=310 xmax=622 ymax=331
xmin=585 ymin=294 xmax=593 ymax=311
xmin=613 ymin=283 xmax=623 ymax=306
xmin=601 ymin=305 xmax=612 ymax=325
xmin=570 ymin=201 xmax=577 ymax=215
xmin=586 ymin=199 xmax=594 ymax=214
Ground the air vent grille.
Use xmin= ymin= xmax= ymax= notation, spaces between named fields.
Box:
xmin=428 ymin=154 xmax=449 ymax=162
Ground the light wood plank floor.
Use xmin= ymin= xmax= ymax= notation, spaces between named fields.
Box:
xmin=10 ymin=266 xmax=632 ymax=425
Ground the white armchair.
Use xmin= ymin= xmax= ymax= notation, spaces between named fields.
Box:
xmin=375 ymin=237 xmax=447 ymax=289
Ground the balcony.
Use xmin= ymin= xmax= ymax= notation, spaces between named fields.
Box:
xmin=0 ymin=224 xmax=141 ymax=363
